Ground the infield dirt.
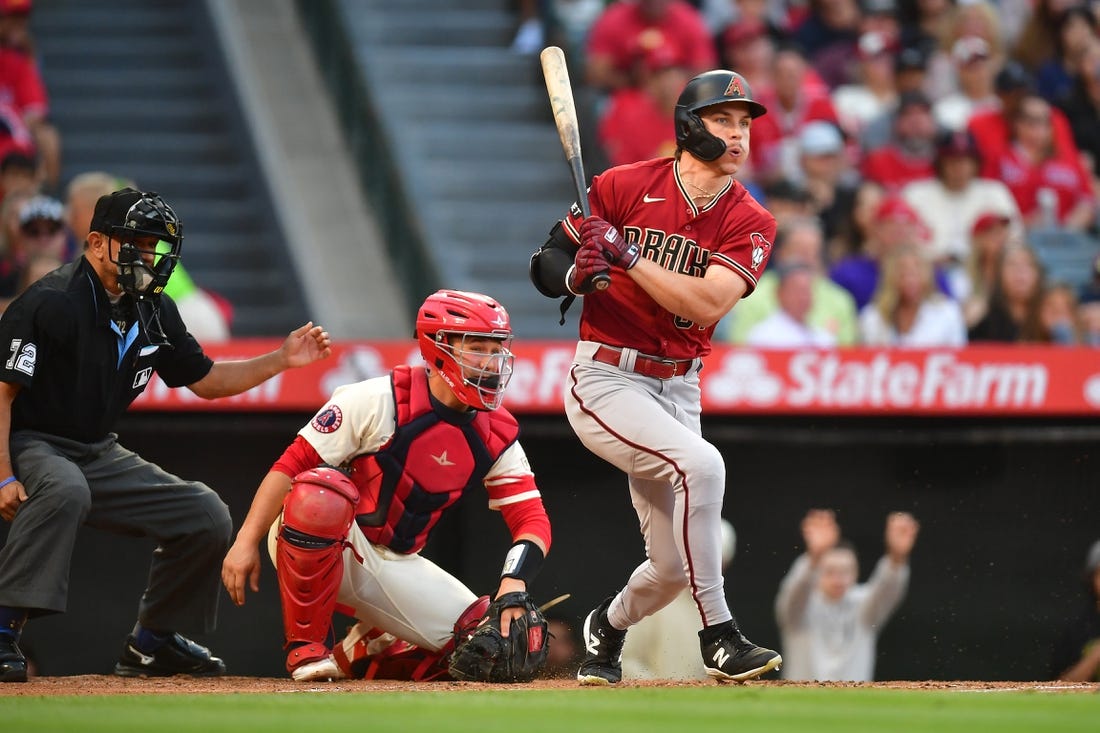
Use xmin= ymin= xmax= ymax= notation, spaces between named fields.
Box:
xmin=1 ymin=676 xmax=1095 ymax=696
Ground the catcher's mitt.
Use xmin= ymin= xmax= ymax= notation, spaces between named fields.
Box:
xmin=448 ymin=591 xmax=549 ymax=683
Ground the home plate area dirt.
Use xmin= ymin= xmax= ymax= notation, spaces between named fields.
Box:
xmin=1 ymin=676 xmax=1096 ymax=696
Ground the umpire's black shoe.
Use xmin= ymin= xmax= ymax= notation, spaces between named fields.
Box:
xmin=114 ymin=633 xmax=227 ymax=678
xmin=700 ymin=620 xmax=781 ymax=682
xmin=0 ymin=634 xmax=27 ymax=683
xmin=577 ymin=596 xmax=626 ymax=686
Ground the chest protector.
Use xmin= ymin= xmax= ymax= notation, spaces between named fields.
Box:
xmin=347 ymin=365 xmax=519 ymax=554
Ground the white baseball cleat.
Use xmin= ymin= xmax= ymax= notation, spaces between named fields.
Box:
xmin=291 ymin=655 xmax=346 ymax=682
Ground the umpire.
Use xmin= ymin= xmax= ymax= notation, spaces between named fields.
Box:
xmin=0 ymin=188 xmax=331 ymax=682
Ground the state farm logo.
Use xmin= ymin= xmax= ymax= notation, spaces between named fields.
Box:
xmin=704 ymin=351 xmax=1052 ymax=409
xmin=705 ymin=352 xmax=782 ymax=406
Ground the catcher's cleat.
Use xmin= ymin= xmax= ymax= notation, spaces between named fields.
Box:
xmin=0 ymin=634 xmax=27 ymax=683
xmin=700 ymin=621 xmax=781 ymax=682
xmin=291 ymin=654 xmax=346 ymax=682
xmin=113 ymin=633 xmax=227 ymax=678
xmin=577 ymin=595 xmax=626 ymax=686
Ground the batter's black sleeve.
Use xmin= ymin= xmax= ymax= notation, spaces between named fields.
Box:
xmin=528 ymin=221 xmax=577 ymax=298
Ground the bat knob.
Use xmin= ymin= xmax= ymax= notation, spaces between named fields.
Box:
xmin=594 ymin=273 xmax=611 ymax=291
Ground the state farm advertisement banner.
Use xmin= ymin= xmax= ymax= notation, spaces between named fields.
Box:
xmin=129 ymin=342 xmax=1100 ymax=416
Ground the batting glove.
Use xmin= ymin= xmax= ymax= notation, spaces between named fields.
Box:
xmin=580 ymin=216 xmax=640 ymax=270
xmin=567 ymin=242 xmax=611 ymax=295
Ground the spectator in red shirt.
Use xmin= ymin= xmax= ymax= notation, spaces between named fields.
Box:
xmin=985 ymin=93 xmax=1096 ymax=231
xmin=584 ymin=0 xmax=716 ymax=95
xmin=751 ymin=42 xmax=838 ymax=185
xmin=597 ymin=44 xmax=690 ymax=167
xmin=0 ymin=0 xmax=59 ymax=192
xmin=717 ymin=17 xmax=776 ymax=97
xmin=860 ymin=90 xmax=940 ymax=190
xmin=0 ymin=0 xmax=33 ymax=54
xmin=969 ymin=60 xmax=1081 ymax=175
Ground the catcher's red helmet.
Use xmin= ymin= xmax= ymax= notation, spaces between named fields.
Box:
xmin=415 ymin=290 xmax=514 ymax=411
xmin=674 ymin=70 xmax=767 ymax=161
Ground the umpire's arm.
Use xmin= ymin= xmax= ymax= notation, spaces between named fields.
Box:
xmin=188 ymin=322 xmax=331 ymax=399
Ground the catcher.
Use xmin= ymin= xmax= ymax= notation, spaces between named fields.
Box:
xmin=221 ymin=290 xmax=551 ymax=683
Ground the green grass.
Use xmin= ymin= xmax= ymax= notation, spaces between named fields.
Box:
xmin=2 ymin=686 xmax=1097 ymax=733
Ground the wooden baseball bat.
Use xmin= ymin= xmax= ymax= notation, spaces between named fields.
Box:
xmin=539 ymin=45 xmax=610 ymax=291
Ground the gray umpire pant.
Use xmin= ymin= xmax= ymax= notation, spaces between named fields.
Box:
xmin=0 ymin=430 xmax=232 ymax=634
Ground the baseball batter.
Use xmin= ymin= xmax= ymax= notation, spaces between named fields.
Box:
xmin=530 ymin=69 xmax=782 ymax=684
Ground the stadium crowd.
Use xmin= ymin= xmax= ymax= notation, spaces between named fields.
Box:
xmin=517 ymin=0 xmax=1100 ymax=347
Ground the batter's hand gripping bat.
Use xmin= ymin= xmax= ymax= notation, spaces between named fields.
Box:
xmin=540 ymin=45 xmax=610 ymax=291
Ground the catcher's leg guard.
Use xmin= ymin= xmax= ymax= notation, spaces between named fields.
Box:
xmin=333 ymin=596 xmax=491 ymax=681
xmin=276 ymin=468 xmax=359 ymax=674
xmin=453 ymin=595 xmax=492 ymax=649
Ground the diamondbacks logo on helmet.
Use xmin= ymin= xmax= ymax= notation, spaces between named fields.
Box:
xmin=724 ymin=76 xmax=745 ymax=99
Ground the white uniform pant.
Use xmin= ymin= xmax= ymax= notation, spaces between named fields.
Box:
xmin=564 ymin=341 xmax=732 ymax=631
xmin=268 ymin=519 xmax=476 ymax=651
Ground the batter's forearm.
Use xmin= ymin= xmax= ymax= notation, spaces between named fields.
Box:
xmin=628 ymin=259 xmax=744 ymax=327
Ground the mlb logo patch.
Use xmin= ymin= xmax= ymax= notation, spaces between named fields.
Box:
xmin=133 ymin=367 xmax=152 ymax=389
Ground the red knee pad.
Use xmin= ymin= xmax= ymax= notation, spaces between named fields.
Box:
xmin=282 ymin=467 xmax=359 ymax=539
xmin=277 ymin=468 xmax=360 ymax=666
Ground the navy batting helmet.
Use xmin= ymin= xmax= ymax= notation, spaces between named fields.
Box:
xmin=674 ymin=70 xmax=767 ymax=161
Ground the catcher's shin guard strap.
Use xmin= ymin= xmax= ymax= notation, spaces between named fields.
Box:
xmin=500 ymin=540 xmax=544 ymax=583
xmin=276 ymin=528 xmax=345 ymax=665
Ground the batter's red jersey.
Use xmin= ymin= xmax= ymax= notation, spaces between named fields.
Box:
xmin=562 ymin=158 xmax=776 ymax=361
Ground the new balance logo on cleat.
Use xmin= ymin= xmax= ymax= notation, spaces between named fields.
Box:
xmin=576 ymin=595 xmax=626 ymax=686
xmin=700 ymin=622 xmax=782 ymax=683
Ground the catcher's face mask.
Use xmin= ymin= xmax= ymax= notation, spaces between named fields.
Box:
xmin=437 ymin=333 xmax=515 ymax=411
xmin=416 ymin=289 xmax=514 ymax=411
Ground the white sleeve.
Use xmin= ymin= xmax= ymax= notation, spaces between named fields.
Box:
xmin=858 ymin=556 xmax=910 ymax=629
xmin=775 ymin=554 xmax=816 ymax=631
xmin=298 ymin=376 xmax=396 ymax=466
xmin=858 ymin=306 xmax=888 ymax=346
